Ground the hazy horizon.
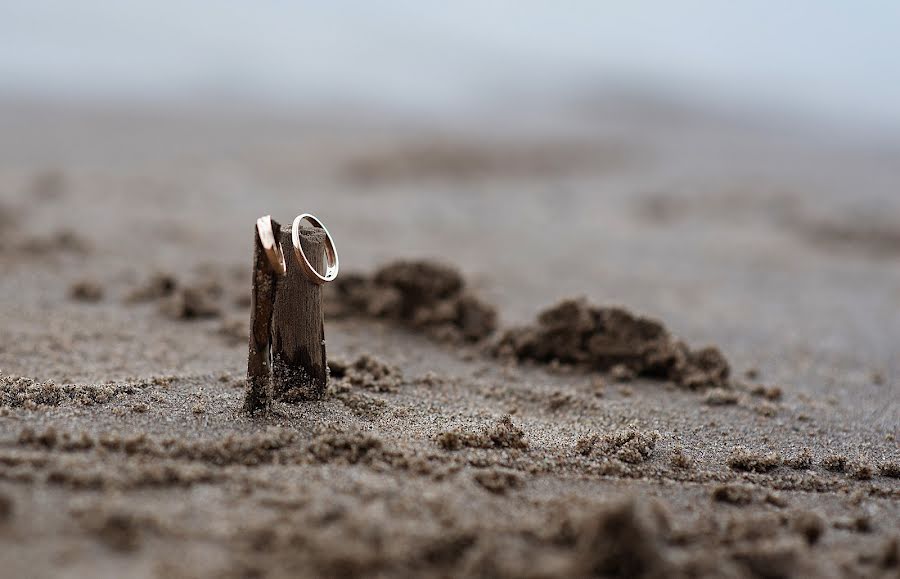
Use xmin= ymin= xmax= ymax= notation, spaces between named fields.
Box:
xmin=2 ymin=2 xmax=900 ymax=136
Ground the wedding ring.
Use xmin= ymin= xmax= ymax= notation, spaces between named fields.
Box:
xmin=256 ymin=215 xmax=286 ymax=276
xmin=292 ymin=213 xmax=339 ymax=284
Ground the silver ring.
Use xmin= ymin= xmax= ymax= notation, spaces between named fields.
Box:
xmin=256 ymin=215 xmax=286 ymax=276
xmin=292 ymin=213 xmax=339 ymax=284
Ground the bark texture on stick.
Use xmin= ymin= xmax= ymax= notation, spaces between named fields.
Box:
xmin=244 ymin=218 xmax=281 ymax=414
xmin=271 ymin=226 xmax=327 ymax=401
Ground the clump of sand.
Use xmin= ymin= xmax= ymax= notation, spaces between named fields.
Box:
xmin=822 ymin=454 xmax=849 ymax=472
xmin=435 ymin=415 xmax=528 ymax=450
xmin=0 ymin=492 xmax=13 ymax=522
xmin=784 ymin=447 xmax=814 ymax=470
xmin=473 ymin=468 xmax=523 ymax=494
xmin=848 ymin=457 xmax=875 ymax=480
xmin=669 ymin=445 xmax=694 ymax=469
xmin=70 ymin=505 xmax=149 ymax=552
xmin=1 ymin=375 xmax=140 ymax=408
xmin=126 ymin=271 xmax=224 ymax=320
xmin=332 ymin=390 xmax=388 ymax=420
xmin=125 ymin=272 xmax=178 ymax=303
xmin=18 ymin=426 xmax=300 ymax=467
xmin=306 ymin=430 xmax=385 ymax=465
xmin=749 ymin=383 xmax=783 ymax=401
xmin=572 ymin=498 xmax=672 ymax=578
xmin=575 ymin=426 xmax=660 ymax=464
xmin=879 ymin=461 xmax=900 ymax=478
xmin=327 ymin=260 xmax=497 ymax=342
xmin=704 ymin=387 xmax=740 ymax=405
xmin=727 ymin=446 xmax=782 ymax=473
xmin=791 ymin=511 xmax=826 ymax=545
xmin=712 ymin=483 xmax=756 ymax=505
xmin=326 ymin=355 xmax=404 ymax=419
xmin=329 ymin=354 xmax=403 ymax=393
xmin=160 ymin=283 xmax=222 ymax=320
xmin=69 ymin=280 xmax=104 ymax=302
xmin=495 ymin=298 xmax=730 ymax=388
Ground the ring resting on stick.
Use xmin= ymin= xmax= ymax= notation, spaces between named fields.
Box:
xmin=292 ymin=213 xmax=339 ymax=284
xmin=255 ymin=215 xmax=287 ymax=276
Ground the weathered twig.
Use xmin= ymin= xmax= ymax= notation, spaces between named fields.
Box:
xmin=271 ymin=225 xmax=328 ymax=401
xmin=244 ymin=217 xmax=281 ymax=413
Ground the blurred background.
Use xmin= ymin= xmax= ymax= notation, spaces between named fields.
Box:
xmin=2 ymin=1 xmax=900 ymax=134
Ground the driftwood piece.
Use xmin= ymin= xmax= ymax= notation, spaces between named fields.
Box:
xmin=271 ymin=225 xmax=328 ymax=401
xmin=244 ymin=218 xmax=281 ymax=413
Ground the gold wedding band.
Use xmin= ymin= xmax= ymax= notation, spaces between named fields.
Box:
xmin=256 ymin=215 xmax=286 ymax=276
xmin=292 ymin=213 xmax=339 ymax=284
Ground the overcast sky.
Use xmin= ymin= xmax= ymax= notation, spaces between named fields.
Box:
xmin=2 ymin=1 xmax=899 ymax=131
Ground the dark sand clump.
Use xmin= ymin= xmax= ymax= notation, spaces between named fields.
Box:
xmin=784 ymin=448 xmax=814 ymax=470
xmin=712 ymin=484 xmax=756 ymax=505
xmin=730 ymin=539 xmax=803 ymax=579
xmin=126 ymin=271 xmax=223 ymax=320
xmin=848 ymin=457 xmax=875 ymax=481
xmin=329 ymin=354 xmax=403 ymax=393
xmin=799 ymin=215 xmax=900 ymax=257
xmin=572 ymin=498 xmax=672 ymax=578
xmin=71 ymin=506 xmax=147 ymax=552
xmin=1 ymin=375 xmax=143 ymax=409
xmin=703 ymin=387 xmax=740 ymax=405
xmin=727 ymin=446 xmax=782 ymax=473
xmin=435 ymin=415 xmax=528 ymax=451
xmin=472 ymin=468 xmax=523 ymax=494
xmin=879 ymin=461 xmax=900 ymax=478
xmin=160 ymin=283 xmax=222 ymax=320
xmin=669 ymin=445 xmax=694 ymax=469
xmin=496 ymin=298 xmax=730 ymax=388
xmin=791 ymin=511 xmax=826 ymax=545
xmin=822 ymin=454 xmax=849 ymax=473
xmin=331 ymin=390 xmax=388 ymax=420
xmin=17 ymin=426 xmax=299 ymax=467
xmin=0 ymin=492 xmax=13 ymax=521
xmin=749 ymin=383 xmax=783 ymax=401
xmin=575 ymin=427 xmax=660 ymax=464
xmin=833 ymin=514 xmax=874 ymax=533
xmin=125 ymin=272 xmax=178 ymax=303
xmin=326 ymin=355 xmax=403 ymax=419
xmin=69 ymin=280 xmax=104 ymax=302
xmin=326 ymin=260 xmax=498 ymax=342
xmin=306 ymin=431 xmax=385 ymax=465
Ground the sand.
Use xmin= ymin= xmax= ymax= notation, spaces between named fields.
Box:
xmin=0 ymin=99 xmax=898 ymax=578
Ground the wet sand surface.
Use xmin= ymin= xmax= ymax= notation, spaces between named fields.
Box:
xmin=0 ymin=101 xmax=898 ymax=578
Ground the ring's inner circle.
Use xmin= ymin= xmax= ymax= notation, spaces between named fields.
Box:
xmin=299 ymin=216 xmax=336 ymax=272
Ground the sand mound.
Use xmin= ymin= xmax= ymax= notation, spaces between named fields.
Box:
xmin=327 ymin=260 xmax=497 ymax=342
xmin=496 ymin=298 xmax=730 ymax=388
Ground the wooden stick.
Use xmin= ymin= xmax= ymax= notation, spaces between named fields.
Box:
xmin=271 ymin=225 xmax=328 ymax=401
xmin=244 ymin=218 xmax=281 ymax=414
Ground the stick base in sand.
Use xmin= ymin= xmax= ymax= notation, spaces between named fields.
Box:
xmin=245 ymin=219 xmax=327 ymax=413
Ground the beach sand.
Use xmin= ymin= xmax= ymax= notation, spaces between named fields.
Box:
xmin=0 ymin=100 xmax=897 ymax=578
